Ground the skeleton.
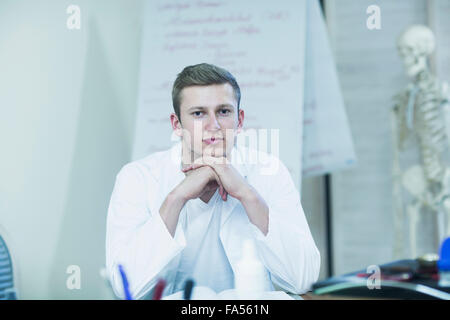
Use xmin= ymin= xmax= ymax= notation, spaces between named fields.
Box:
xmin=392 ymin=25 xmax=450 ymax=259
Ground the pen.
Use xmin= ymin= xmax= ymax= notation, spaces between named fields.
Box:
xmin=183 ymin=279 xmax=195 ymax=300
xmin=118 ymin=264 xmax=133 ymax=300
xmin=153 ymin=278 xmax=166 ymax=300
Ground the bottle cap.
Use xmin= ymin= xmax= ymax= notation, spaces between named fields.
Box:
xmin=417 ymin=253 xmax=439 ymax=268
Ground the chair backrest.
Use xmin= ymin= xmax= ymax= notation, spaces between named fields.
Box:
xmin=0 ymin=235 xmax=17 ymax=300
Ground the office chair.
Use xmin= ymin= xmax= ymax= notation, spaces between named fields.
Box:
xmin=0 ymin=235 xmax=17 ymax=300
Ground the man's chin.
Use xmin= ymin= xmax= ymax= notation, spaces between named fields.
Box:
xmin=202 ymin=145 xmax=229 ymax=158
xmin=182 ymin=143 xmax=230 ymax=165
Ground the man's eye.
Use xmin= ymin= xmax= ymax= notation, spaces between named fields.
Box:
xmin=192 ymin=111 xmax=203 ymax=117
xmin=220 ymin=109 xmax=231 ymax=115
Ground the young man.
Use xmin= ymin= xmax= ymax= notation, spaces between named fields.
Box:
xmin=106 ymin=63 xmax=320 ymax=299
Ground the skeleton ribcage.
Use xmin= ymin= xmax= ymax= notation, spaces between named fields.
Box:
xmin=416 ymin=79 xmax=447 ymax=183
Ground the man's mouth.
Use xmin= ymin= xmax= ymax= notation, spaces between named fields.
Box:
xmin=203 ymin=137 xmax=223 ymax=145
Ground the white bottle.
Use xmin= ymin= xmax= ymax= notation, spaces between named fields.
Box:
xmin=234 ymin=239 xmax=266 ymax=299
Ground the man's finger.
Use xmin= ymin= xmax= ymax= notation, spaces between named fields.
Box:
xmin=210 ymin=169 xmax=227 ymax=201
xmin=182 ymin=162 xmax=228 ymax=201
xmin=193 ymin=156 xmax=229 ymax=167
xmin=203 ymin=155 xmax=229 ymax=166
xmin=182 ymin=165 xmax=192 ymax=172
xmin=191 ymin=163 xmax=209 ymax=170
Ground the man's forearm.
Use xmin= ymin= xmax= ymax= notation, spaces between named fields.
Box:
xmin=238 ymin=185 xmax=269 ymax=236
xmin=159 ymin=188 xmax=187 ymax=237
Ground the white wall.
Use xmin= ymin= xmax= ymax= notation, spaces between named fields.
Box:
xmin=0 ymin=0 xmax=143 ymax=299
xmin=432 ymin=0 xmax=450 ymax=84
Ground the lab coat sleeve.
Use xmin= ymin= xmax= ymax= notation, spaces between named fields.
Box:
xmin=248 ymin=159 xmax=321 ymax=294
xmin=106 ymin=163 xmax=186 ymax=299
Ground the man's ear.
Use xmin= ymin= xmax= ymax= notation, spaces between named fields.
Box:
xmin=170 ymin=113 xmax=183 ymax=137
xmin=236 ymin=108 xmax=244 ymax=134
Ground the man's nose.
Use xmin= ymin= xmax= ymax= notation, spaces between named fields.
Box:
xmin=205 ymin=113 xmax=220 ymax=130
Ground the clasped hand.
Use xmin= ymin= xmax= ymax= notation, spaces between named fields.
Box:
xmin=181 ymin=155 xmax=248 ymax=202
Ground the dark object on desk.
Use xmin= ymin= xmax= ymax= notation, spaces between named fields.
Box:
xmin=153 ymin=279 xmax=166 ymax=300
xmin=183 ymin=279 xmax=194 ymax=300
xmin=0 ymin=235 xmax=17 ymax=300
xmin=416 ymin=253 xmax=439 ymax=276
xmin=312 ymin=259 xmax=450 ymax=300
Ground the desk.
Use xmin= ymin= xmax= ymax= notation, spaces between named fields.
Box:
xmin=291 ymin=292 xmax=364 ymax=300
xmin=300 ymin=292 xmax=387 ymax=300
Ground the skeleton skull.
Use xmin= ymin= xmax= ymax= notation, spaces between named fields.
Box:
xmin=397 ymin=25 xmax=435 ymax=78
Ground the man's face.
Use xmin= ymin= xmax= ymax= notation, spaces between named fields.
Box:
xmin=171 ymin=83 xmax=244 ymax=163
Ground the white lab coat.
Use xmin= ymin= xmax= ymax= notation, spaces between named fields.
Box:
xmin=106 ymin=142 xmax=320 ymax=299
